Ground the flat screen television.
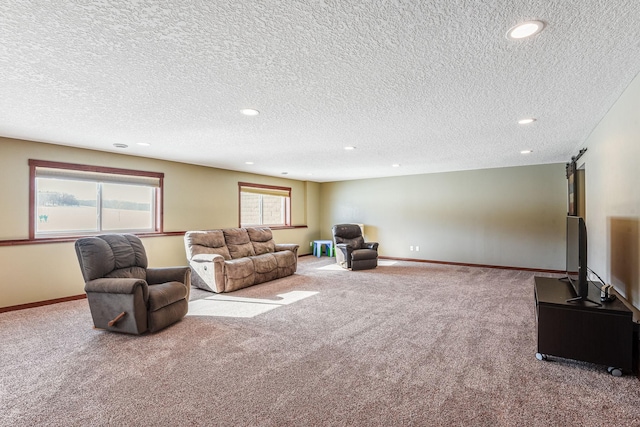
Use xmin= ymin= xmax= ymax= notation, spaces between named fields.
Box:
xmin=566 ymin=215 xmax=589 ymax=301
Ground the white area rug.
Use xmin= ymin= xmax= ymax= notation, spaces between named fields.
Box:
xmin=317 ymin=260 xmax=397 ymax=271
xmin=187 ymin=290 xmax=318 ymax=318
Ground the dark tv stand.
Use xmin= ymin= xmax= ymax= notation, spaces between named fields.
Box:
xmin=534 ymin=276 xmax=633 ymax=376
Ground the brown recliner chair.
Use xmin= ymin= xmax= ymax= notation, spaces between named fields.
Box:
xmin=332 ymin=224 xmax=379 ymax=271
xmin=75 ymin=234 xmax=191 ymax=334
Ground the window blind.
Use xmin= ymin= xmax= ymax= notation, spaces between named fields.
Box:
xmin=35 ymin=167 xmax=161 ymax=187
xmin=239 ymin=184 xmax=290 ymax=197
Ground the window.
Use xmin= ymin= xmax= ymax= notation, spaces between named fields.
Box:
xmin=239 ymin=182 xmax=291 ymax=227
xmin=29 ymin=160 xmax=163 ymax=238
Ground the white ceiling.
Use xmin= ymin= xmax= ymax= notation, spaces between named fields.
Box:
xmin=1 ymin=1 xmax=640 ymax=182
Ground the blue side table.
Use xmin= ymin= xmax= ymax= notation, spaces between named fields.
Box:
xmin=313 ymin=240 xmax=334 ymax=257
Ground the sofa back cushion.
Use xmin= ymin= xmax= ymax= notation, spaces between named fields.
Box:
xmin=184 ymin=230 xmax=231 ymax=260
xmin=247 ymin=227 xmax=276 ymax=255
xmin=223 ymin=228 xmax=256 ymax=259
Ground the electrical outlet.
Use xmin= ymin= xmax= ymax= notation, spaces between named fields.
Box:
xmin=416 ymin=246 xmax=420 ymax=251
xmin=410 ymin=246 xmax=413 ymax=251
xmin=310 ymin=242 xmax=313 ymax=246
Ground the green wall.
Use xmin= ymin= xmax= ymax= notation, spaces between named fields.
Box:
xmin=320 ymin=164 xmax=568 ymax=270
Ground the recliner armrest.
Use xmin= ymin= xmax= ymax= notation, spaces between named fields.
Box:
xmin=336 ymin=243 xmax=353 ymax=254
xmin=146 ymin=266 xmax=191 ymax=286
xmin=147 ymin=266 xmax=191 ymax=300
xmin=335 ymin=243 xmax=353 ymax=268
xmin=364 ymin=242 xmax=379 ymax=251
xmin=85 ymin=277 xmax=148 ymax=299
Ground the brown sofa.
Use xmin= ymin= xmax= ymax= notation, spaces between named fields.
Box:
xmin=184 ymin=227 xmax=299 ymax=293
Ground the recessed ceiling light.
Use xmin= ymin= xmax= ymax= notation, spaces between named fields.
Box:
xmin=521 ymin=150 xmax=533 ymax=154
xmin=113 ymin=143 xmax=128 ymax=149
xmin=392 ymin=164 xmax=400 ymax=167
xmin=518 ymin=118 xmax=537 ymax=125
xmin=281 ymin=172 xmax=288 ymax=175
xmin=507 ymin=20 xmax=545 ymax=40
xmin=136 ymin=142 xmax=150 ymax=147
xmin=245 ymin=161 xmax=254 ymax=165
xmin=344 ymin=146 xmax=356 ymax=150
xmin=240 ymin=108 xmax=260 ymax=116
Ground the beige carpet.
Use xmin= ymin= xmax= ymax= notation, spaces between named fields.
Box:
xmin=187 ymin=290 xmax=319 ymax=318
xmin=1 ymin=256 xmax=639 ymax=426
xmin=317 ymin=259 xmax=397 ymax=271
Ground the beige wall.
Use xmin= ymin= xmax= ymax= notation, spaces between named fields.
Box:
xmin=320 ymin=164 xmax=568 ymax=271
xmin=579 ymin=71 xmax=640 ymax=310
xmin=0 ymin=138 xmax=320 ymax=308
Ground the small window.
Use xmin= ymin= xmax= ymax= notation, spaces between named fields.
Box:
xmin=239 ymin=182 xmax=291 ymax=227
xmin=29 ymin=160 xmax=163 ymax=238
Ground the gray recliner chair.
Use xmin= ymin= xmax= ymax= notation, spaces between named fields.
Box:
xmin=75 ymin=234 xmax=191 ymax=334
xmin=332 ymin=224 xmax=379 ymax=271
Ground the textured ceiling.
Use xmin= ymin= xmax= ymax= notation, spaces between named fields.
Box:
xmin=1 ymin=1 xmax=640 ymax=182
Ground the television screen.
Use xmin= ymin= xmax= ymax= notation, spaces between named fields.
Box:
xmin=566 ymin=216 xmax=588 ymax=299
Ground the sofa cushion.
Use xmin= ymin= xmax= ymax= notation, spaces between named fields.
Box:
xmin=273 ymin=250 xmax=297 ymax=277
xmin=273 ymin=250 xmax=295 ymax=267
xmin=185 ymin=230 xmax=231 ymax=260
xmin=247 ymin=227 xmax=276 ymax=255
xmin=251 ymin=253 xmax=279 ymax=284
xmin=223 ymin=257 xmax=256 ymax=292
xmin=251 ymin=253 xmax=278 ymax=273
xmin=223 ymin=228 xmax=256 ymax=259
xmin=224 ymin=257 xmax=255 ymax=279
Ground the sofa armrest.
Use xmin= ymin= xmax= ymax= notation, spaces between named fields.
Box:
xmin=191 ymin=253 xmax=225 ymax=263
xmin=275 ymin=243 xmax=299 ymax=256
xmin=188 ymin=254 xmax=225 ymax=293
xmin=364 ymin=242 xmax=379 ymax=251
xmin=85 ymin=277 xmax=149 ymax=300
